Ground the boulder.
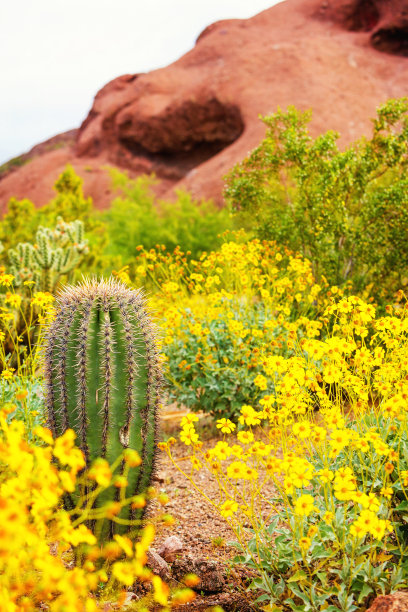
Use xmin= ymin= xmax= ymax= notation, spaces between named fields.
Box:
xmin=157 ymin=535 xmax=184 ymax=563
xmin=171 ymin=554 xmax=225 ymax=593
xmin=367 ymin=592 xmax=408 ymax=611
xmin=146 ymin=548 xmax=171 ymax=580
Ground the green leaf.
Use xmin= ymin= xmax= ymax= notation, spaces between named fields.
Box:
xmin=357 ymin=584 xmax=373 ymax=604
xmin=285 ymin=599 xmax=310 ymax=612
xmin=288 ymin=570 xmax=308 ymax=583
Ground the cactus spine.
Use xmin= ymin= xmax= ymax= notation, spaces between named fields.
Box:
xmin=45 ymin=278 xmax=161 ymax=539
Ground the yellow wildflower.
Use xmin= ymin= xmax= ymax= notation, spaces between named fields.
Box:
xmin=180 ymin=428 xmax=199 ymax=446
xmin=294 ymin=494 xmax=316 ymax=517
xmin=220 ymin=499 xmax=239 ymax=518
xmin=1 ymin=368 xmax=15 ymax=381
xmin=5 ymin=292 xmax=21 ymax=309
xmin=237 ymin=430 xmax=254 ymax=444
xmin=299 ymin=536 xmax=311 ymax=551
xmin=87 ymin=458 xmax=112 ymax=488
xmin=216 ymin=418 xmax=236 ymax=434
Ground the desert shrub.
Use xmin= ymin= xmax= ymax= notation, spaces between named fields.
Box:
xmin=0 ymin=415 xmax=187 ymax=611
xmin=225 ymin=98 xmax=408 ymax=298
xmin=0 ymin=273 xmax=55 ymax=376
xmin=164 ymin=293 xmax=408 ymax=610
xmin=103 ymin=169 xmax=235 ymax=263
xmin=0 ymin=377 xmax=45 ymax=436
xmin=39 ymin=164 xmax=94 ymax=224
xmin=129 ymin=235 xmax=336 ymax=420
xmin=0 ymin=197 xmax=37 ymax=251
xmin=0 ymin=166 xmax=97 ymax=256
xmin=164 ymin=299 xmax=290 ymax=420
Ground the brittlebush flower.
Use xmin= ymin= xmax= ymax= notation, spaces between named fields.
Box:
xmin=299 ymin=536 xmax=311 ymax=551
xmin=153 ymin=575 xmax=170 ymax=606
xmin=384 ymin=462 xmax=394 ymax=475
xmin=239 ymin=405 xmax=262 ymax=426
xmin=1 ymin=368 xmax=14 ymax=381
xmin=87 ymin=458 xmax=112 ymax=488
xmin=53 ymin=430 xmax=85 ymax=472
xmin=112 ymin=562 xmax=135 ymax=586
xmin=294 ymin=494 xmax=316 ymax=517
xmin=237 ymin=430 xmax=254 ymax=444
xmin=190 ymin=456 xmax=202 ymax=470
xmin=322 ymin=511 xmax=334 ymax=524
xmin=31 ymin=291 xmax=54 ymax=308
xmin=131 ymin=495 xmax=146 ymax=509
xmin=227 ymin=461 xmax=247 ymax=479
xmin=254 ymin=374 xmax=268 ymax=391
xmin=180 ymin=414 xmax=199 ymax=428
xmin=123 ymin=449 xmax=142 ymax=467
xmin=216 ymin=418 xmax=236 ymax=434
xmin=183 ymin=573 xmax=201 ymax=587
xmin=334 ymin=479 xmax=356 ymax=501
xmin=5 ymin=292 xmax=21 ymax=309
xmin=114 ymin=535 xmax=133 ymax=557
xmin=318 ymin=468 xmax=334 ymax=483
xmin=220 ymin=499 xmax=239 ymax=517
xmin=172 ymin=589 xmax=196 ymax=605
xmin=180 ymin=428 xmax=199 ymax=446
xmin=380 ymin=486 xmax=393 ymax=499
xmin=0 ymin=274 xmax=14 ymax=286
xmin=292 ymin=421 xmax=311 ymax=439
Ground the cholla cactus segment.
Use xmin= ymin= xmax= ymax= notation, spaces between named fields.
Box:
xmin=44 ymin=278 xmax=162 ymax=538
xmin=8 ymin=217 xmax=88 ymax=293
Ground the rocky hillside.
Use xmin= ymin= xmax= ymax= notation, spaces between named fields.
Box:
xmin=1 ymin=0 xmax=407 ymax=211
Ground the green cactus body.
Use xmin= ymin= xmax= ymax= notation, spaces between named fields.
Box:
xmin=45 ymin=279 xmax=161 ymax=540
xmin=8 ymin=217 xmax=88 ymax=294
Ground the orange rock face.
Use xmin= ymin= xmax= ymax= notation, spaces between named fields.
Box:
xmin=1 ymin=0 xmax=407 ymax=211
xmin=367 ymin=591 xmax=408 ymax=611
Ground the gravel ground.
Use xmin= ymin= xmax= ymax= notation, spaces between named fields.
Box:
xmin=142 ymin=406 xmax=281 ymax=610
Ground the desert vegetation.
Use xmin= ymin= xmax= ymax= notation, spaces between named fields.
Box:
xmin=1 ymin=99 xmax=408 ymax=611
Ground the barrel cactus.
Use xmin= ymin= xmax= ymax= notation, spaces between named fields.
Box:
xmin=44 ymin=278 xmax=162 ymax=539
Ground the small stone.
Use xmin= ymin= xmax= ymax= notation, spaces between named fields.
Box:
xmin=158 ymin=535 xmax=184 ymax=562
xmin=120 ymin=593 xmax=137 ymax=609
xmin=146 ymin=548 xmax=171 ymax=580
xmin=367 ymin=592 xmax=408 ymax=611
xmin=172 ymin=554 xmax=225 ymax=593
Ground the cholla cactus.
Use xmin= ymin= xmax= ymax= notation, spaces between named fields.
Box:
xmin=8 ymin=217 xmax=88 ymax=294
xmin=44 ymin=278 xmax=162 ymax=539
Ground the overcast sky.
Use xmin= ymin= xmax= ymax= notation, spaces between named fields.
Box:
xmin=0 ymin=0 xmax=281 ymax=164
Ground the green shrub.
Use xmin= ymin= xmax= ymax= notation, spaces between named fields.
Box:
xmin=153 ymin=237 xmax=327 ymax=420
xmin=0 ymin=166 xmax=101 ymax=259
xmin=165 ymin=298 xmax=293 ymax=420
xmin=103 ymin=169 xmax=235 ymax=262
xmin=0 ymin=166 xmax=237 ymax=278
xmin=225 ymin=98 xmax=408 ymax=298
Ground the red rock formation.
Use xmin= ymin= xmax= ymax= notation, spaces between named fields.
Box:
xmin=1 ymin=0 xmax=407 ymax=211
xmin=367 ymin=591 xmax=408 ymax=611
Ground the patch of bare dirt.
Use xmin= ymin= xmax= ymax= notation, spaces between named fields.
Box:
xmin=141 ymin=407 xmax=281 ymax=610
